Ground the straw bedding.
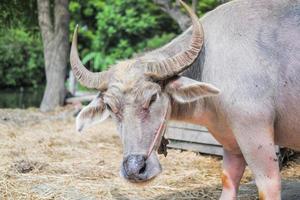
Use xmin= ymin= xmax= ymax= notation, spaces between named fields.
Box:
xmin=0 ymin=107 xmax=299 ymax=199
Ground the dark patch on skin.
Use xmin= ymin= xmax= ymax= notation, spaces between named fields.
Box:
xmin=258 ymin=145 xmax=262 ymax=150
xmin=269 ymin=156 xmax=278 ymax=162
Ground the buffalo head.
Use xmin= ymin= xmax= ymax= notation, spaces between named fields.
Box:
xmin=70 ymin=0 xmax=220 ymax=183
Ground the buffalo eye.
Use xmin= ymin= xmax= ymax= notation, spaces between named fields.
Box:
xmin=149 ymin=93 xmax=157 ymax=106
xmin=105 ymin=103 xmax=113 ymax=112
xmin=105 ymin=103 xmax=122 ymax=120
xmin=143 ymin=93 xmax=157 ymax=109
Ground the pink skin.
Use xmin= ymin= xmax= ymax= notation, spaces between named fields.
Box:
xmin=230 ymin=123 xmax=281 ymax=200
xmin=220 ymin=150 xmax=246 ymax=200
xmin=210 ymin=122 xmax=280 ymax=200
xmin=220 ymin=143 xmax=280 ymax=200
xmin=211 ymin=107 xmax=281 ymax=200
xmin=169 ymin=85 xmax=282 ymax=200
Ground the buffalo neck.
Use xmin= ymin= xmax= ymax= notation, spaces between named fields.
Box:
xmin=169 ymin=98 xmax=213 ymax=127
xmin=168 ymin=45 xmax=213 ymax=126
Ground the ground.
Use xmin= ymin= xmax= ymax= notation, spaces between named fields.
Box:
xmin=0 ymin=107 xmax=299 ymax=200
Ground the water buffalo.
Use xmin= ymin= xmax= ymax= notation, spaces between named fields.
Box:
xmin=70 ymin=0 xmax=300 ymax=199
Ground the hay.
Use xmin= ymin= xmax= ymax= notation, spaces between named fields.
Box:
xmin=0 ymin=107 xmax=299 ymax=199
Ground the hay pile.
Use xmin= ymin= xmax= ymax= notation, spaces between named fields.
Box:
xmin=0 ymin=107 xmax=299 ymax=200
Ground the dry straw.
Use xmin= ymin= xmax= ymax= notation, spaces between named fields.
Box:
xmin=0 ymin=107 xmax=299 ymax=199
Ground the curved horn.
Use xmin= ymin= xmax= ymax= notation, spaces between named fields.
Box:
xmin=145 ymin=0 xmax=204 ymax=80
xmin=70 ymin=25 xmax=109 ymax=90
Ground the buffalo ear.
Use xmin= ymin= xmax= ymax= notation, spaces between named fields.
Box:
xmin=76 ymin=93 xmax=109 ymax=132
xmin=165 ymin=76 xmax=220 ymax=103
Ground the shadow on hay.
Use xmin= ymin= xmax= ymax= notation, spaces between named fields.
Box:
xmin=150 ymin=187 xmax=223 ymax=200
xmin=110 ymin=187 xmax=221 ymax=200
xmin=148 ymin=180 xmax=300 ymax=200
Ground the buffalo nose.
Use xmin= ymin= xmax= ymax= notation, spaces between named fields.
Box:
xmin=123 ymin=154 xmax=147 ymax=181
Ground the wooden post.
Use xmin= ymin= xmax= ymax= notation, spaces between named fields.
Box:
xmin=68 ymin=70 xmax=76 ymax=96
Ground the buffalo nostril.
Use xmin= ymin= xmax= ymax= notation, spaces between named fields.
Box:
xmin=123 ymin=154 xmax=147 ymax=178
xmin=138 ymin=164 xmax=146 ymax=174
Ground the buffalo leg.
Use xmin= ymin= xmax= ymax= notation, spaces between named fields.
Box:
xmin=220 ymin=150 xmax=246 ymax=200
xmin=232 ymin=124 xmax=281 ymax=200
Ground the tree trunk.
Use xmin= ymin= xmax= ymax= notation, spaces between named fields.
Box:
xmin=37 ymin=0 xmax=69 ymax=112
xmin=153 ymin=0 xmax=192 ymax=31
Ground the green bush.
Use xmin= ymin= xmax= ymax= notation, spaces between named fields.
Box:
xmin=198 ymin=0 xmax=223 ymax=16
xmin=69 ymin=0 xmax=179 ymax=71
xmin=0 ymin=28 xmax=44 ymax=88
xmin=69 ymin=0 xmax=223 ymax=72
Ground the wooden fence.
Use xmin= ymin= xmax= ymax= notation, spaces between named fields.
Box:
xmin=165 ymin=121 xmax=223 ymax=156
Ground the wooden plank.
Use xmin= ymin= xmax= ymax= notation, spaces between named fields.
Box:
xmin=166 ymin=127 xmax=221 ymax=146
xmin=168 ymin=121 xmax=208 ymax=132
xmin=168 ymin=140 xmax=223 ymax=156
xmin=168 ymin=125 xmax=209 ymax=133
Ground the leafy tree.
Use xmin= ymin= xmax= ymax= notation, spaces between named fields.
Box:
xmin=69 ymin=0 xmax=179 ymax=71
xmin=69 ymin=0 xmax=223 ymax=72
xmin=0 ymin=28 xmax=44 ymax=88
xmin=0 ymin=0 xmax=44 ymax=88
xmin=0 ymin=0 xmax=38 ymax=31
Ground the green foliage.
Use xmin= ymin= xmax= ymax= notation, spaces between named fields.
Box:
xmin=138 ymin=33 xmax=177 ymax=51
xmin=0 ymin=28 xmax=44 ymax=88
xmin=0 ymin=0 xmax=223 ymax=89
xmin=198 ymin=0 xmax=223 ymax=16
xmin=0 ymin=0 xmax=38 ymax=31
xmin=70 ymin=0 xmax=179 ymax=71
xmin=69 ymin=0 xmax=223 ymax=72
xmin=0 ymin=0 xmax=42 ymax=88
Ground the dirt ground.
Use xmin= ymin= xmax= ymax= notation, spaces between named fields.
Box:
xmin=0 ymin=106 xmax=299 ymax=200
